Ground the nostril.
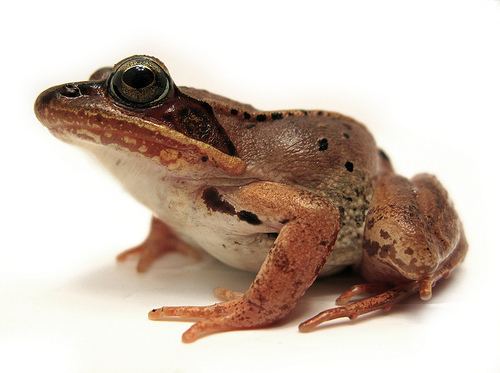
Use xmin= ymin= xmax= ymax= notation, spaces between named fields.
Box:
xmin=60 ymin=84 xmax=81 ymax=98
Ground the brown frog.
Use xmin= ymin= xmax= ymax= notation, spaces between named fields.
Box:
xmin=34 ymin=55 xmax=467 ymax=342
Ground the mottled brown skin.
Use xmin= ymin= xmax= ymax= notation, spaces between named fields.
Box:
xmin=34 ymin=55 xmax=467 ymax=342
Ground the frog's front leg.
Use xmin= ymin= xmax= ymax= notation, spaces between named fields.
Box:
xmin=299 ymin=173 xmax=467 ymax=331
xmin=148 ymin=182 xmax=340 ymax=342
xmin=117 ymin=216 xmax=200 ymax=272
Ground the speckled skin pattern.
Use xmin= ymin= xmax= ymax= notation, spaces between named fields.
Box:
xmin=34 ymin=56 xmax=467 ymax=342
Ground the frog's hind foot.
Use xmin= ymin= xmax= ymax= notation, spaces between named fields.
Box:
xmin=299 ymin=240 xmax=467 ymax=332
xmin=334 ymin=282 xmax=391 ymax=306
xmin=299 ymin=282 xmax=418 ymax=332
xmin=116 ymin=217 xmax=200 ymax=273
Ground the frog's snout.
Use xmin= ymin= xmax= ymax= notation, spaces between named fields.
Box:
xmin=35 ymin=85 xmax=79 ymax=127
xmin=34 ymin=86 xmax=60 ymax=127
xmin=35 ymin=81 xmax=101 ymax=129
xmin=36 ymin=84 xmax=82 ymax=108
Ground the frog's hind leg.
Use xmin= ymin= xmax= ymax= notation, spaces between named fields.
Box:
xmin=117 ymin=216 xmax=200 ymax=272
xmin=300 ymin=172 xmax=468 ymax=332
xmin=299 ymin=230 xmax=467 ymax=332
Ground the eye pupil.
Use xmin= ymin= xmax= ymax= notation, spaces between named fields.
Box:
xmin=122 ymin=65 xmax=155 ymax=89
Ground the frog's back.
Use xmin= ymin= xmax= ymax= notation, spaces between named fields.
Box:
xmin=234 ymin=111 xmax=379 ymax=192
xmin=180 ymin=87 xmax=380 ymax=190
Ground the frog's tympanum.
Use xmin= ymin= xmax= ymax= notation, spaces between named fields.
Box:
xmin=35 ymin=56 xmax=467 ymax=342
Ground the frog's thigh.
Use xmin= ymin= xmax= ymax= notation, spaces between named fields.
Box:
xmin=149 ymin=181 xmax=341 ymax=342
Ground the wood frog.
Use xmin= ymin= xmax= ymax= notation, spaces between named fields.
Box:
xmin=34 ymin=55 xmax=467 ymax=342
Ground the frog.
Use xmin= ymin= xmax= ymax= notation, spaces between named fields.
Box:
xmin=34 ymin=55 xmax=467 ymax=343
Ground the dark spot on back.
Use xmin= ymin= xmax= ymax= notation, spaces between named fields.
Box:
xmin=317 ymin=138 xmax=328 ymax=151
xmin=343 ymin=132 xmax=350 ymax=139
xmin=243 ymin=112 xmax=251 ymax=119
xmin=256 ymin=114 xmax=266 ymax=122
xmin=237 ymin=210 xmax=262 ymax=225
xmin=202 ymin=187 xmax=236 ymax=215
xmin=271 ymin=112 xmax=283 ymax=120
xmin=230 ymin=109 xmax=238 ymax=115
xmin=404 ymin=248 xmax=414 ymax=255
xmin=267 ymin=232 xmax=278 ymax=240
xmin=201 ymin=155 xmax=208 ymax=162
xmin=301 ymin=110 xmax=308 ymax=116
xmin=317 ymin=111 xmax=324 ymax=116
xmin=280 ymin=218 xmax=290 ymax=224
xmin=345 ymin=161 xmax=354 ymax=172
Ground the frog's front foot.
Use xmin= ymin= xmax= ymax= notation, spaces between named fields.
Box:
xmin=148 ymin=297 xmax=278 ymax=343
xmin=116 ymin=217 xmax=200 ymax=272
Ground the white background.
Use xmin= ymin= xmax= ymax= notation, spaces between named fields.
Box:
xmin=2 ymin=1 xmax=499 ymax=372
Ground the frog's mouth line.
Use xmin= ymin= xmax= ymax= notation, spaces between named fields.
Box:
xmin=36 ymin=96 xmax=246 ymax=176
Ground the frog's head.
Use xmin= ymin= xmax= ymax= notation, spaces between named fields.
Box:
xmin=35 ymin=55 xmax=246 ymax=176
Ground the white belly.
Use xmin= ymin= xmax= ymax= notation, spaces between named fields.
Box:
xmin=85 ymin=143 xmax=359 ymax=276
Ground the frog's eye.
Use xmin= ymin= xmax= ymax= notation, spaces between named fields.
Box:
xmin=108 ymin=56 xmax=171 ymax=108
